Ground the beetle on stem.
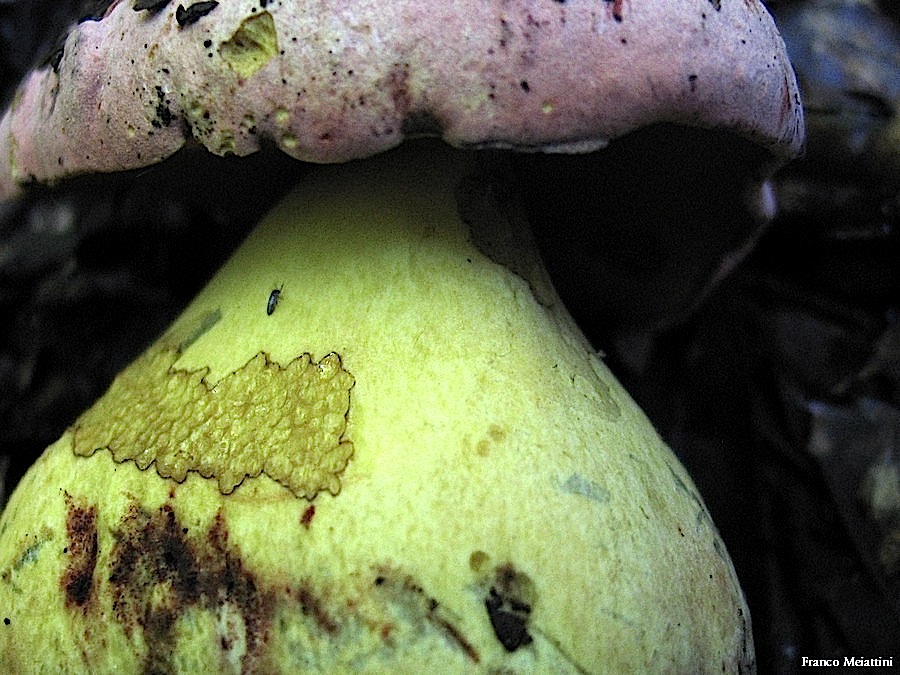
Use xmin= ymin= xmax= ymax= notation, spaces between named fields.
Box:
xmin=266 ymin=284 xmax=283 ymax=316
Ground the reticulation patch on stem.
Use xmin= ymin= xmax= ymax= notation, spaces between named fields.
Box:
xmin=70 ymin=346 xmax=355 ymax=499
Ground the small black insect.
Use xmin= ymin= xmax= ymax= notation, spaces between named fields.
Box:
xmin=267 ymin=284 xmax=283 ymax=316
xmin=175 ymin=1 xmax=219 ymax=27
xmin=133 ymin=0 xmax=172 ymax=12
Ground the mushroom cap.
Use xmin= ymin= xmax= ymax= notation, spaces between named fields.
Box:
xmin=0 ymin=0 xmax=804 ymax=200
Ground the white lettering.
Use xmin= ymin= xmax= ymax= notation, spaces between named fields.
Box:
xmin=801 ymin=657 xmax=838 ymax=666
xmin=842 ymin=657 xmax=895 ymax=667
xmin=802 ymin=655 xmax=895 ymax=668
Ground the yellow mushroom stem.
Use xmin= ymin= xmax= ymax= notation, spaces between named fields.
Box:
xmin=0 ymin=140 xmax=753 ymax=672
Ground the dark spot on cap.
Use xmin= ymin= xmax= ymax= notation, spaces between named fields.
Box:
xmin=133 ymin=0 xmax=172 ymax=12
xmin=61 ymin=493 xmax=99 ymax=611
xmin=151 ymin=86 xmax=174 ymax=128
xmin=176 ymin=1 xmax=219 ymax=27
xmin=604 ymin=0 xmax=624 ymax=22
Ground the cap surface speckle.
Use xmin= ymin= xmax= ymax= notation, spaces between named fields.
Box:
xmin=0 ymin=0 xmax=804 ymax=200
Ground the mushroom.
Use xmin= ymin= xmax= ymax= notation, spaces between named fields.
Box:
xmin=0 ymin=0 xmax=803 ymax=672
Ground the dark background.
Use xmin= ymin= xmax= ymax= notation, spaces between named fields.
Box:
xmin=1 ymin=0 xmax=897 ymax=671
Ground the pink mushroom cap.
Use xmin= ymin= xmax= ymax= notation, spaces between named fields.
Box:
xmin=0 ymin=0 xmax=804 ymax=201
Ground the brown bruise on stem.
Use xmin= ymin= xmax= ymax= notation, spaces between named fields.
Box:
xmin=106 ymin=499 xmax=276 ymax=672
xmin=62 ymin=493 xmax=99 ymax=612
xmin=52 ymin=494 xmax=484 ymax=671
xmin=71 ymin=345 xmax=354 ymax=499
xmin=483 ymin=563 xmax=535 ymax=652
xmin=370 ymin=565 xmax=480 ymax=664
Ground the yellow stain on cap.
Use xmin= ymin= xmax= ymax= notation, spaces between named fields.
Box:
xmin=71 ymin=346 xmax=354 ymax=499
xmin=219 ymin=12 xmax=278 ymax=79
